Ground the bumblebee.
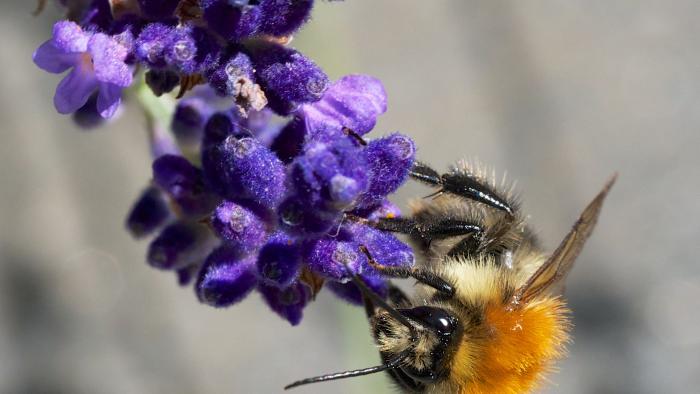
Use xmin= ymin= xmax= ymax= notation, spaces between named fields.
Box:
xmin=287 ymin=160 xmax=616 ymax=393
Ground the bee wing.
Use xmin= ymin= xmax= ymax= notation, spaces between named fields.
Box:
xmin=511 ymin=174 xmax=617 ymax=306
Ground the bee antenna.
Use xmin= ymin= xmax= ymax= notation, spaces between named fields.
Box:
xmin=284 ymin=348 xmax=412 ymax=390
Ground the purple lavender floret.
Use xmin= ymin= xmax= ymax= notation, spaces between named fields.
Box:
xmin=211 ymin=201 xmax=269 ymax=254
xmin=258 ymin=0 xmax=314 ymax=37
xmin=148 ymin=221 xmax=203 ymax=270
xmin=33 ymin=21 xmax=133 ymax=118
xmin=196 ymin=245 xmax=258 ymax=307
xmin=202 ymin=136 xmax=287 ymax=209
xmin=201 ymin=0 xmax=263 ymax=40
xmin=357 ymin=133 xmax=416 ymax=209
xmin=153 ymin=154 xmax=218 ymax=216
xmin=164 ymin=25 xmax=221 ymax=75
xmin=135 ymin=23 xmax=173 ymax=68
xmin=251 ymin=43 xmax=329 ymax=114
xmin=256 ymin=232 xmax=301 ymax=288
xmin=327 ymin=273 xmax=388 ymax=305
xmin=259 ymin=281 xmax=311 ymax=326
xmin=126 ymin=185 xmax=171 ymax=238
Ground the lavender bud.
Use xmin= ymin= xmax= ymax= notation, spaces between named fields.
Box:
xmin=172 ymin=97 xmax=213 ymax=145
xmin=202 ymin=111 xmax=243 ymax=148
xmin=201 ymin=0 xmax=263 ymax=40
xmin=152 ymin=155 xmax=217 ymax=216
xmin=211 ymin=201 xmax=269 ymax=254
xmin=258 ymin=0 xmax=314 ymax=37
xmin=258 ymin=281 xmax=311 ymax=326
xmin=126 ymin=185 xmax=171 ymax=238
xmin=202 ymin=136 xmax=287 ymax=209
xmin=256 ymin=232 xmax=301 ymax=288
xmin=135 ymin=23 xmax=173 ymax=68
xmin=271 ymin=118 xmax=306 ymax=163
xmin=348 ymin=223 xmax=415 ymax=273
xmin=277 ymin=196 xmax=340 ymax=237
xmin=164 ymin=25 xmax=220 ymax=75
xmin=302 ymin=238 xmax=366 ymax=281
xmin=196 ymin=245 xmax=258 ymax=307
xmin=357 ymin=133 xmax=416 ymax=208
xmin=147 ymin=221 xmax=205 ymax=270
xmin=251 ymin=43 xmax=328 ymax=114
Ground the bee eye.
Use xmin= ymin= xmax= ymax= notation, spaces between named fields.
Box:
xmin=401 ymin=306 xmax=458 ymax=336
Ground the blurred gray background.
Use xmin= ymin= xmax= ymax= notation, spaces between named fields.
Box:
xmin=2 ymin=1 xmax=699 ymax=393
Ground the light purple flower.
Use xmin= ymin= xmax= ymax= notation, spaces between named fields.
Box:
xmin=300 ymin=74 xmax=387 ymax=136
xmin=33 ymin=21 xmax=133 ymax=118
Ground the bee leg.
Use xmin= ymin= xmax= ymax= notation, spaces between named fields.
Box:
xmin=410 ymin=161 xmax=514 ymax=216
xmin=360 ymin=246 xmax=455 ymax=298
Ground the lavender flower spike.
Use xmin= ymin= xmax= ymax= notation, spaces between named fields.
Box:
xmin=33 ymin=21 xmax=133 ymax=118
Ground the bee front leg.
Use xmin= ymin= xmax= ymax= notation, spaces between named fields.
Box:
xmin=360 ymin=246 xmax=455 ymax=299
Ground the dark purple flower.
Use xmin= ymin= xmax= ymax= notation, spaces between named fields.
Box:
xmin=196 ymin=245 xmax=258 ymax=307
xmin=256 ymin=232 xmax=301 ymax=288
xmin=202 ymin=136 xmax=287 ymax=209
xmin=259 ymin=281 xmax=311 ymax=326
xmin=271 ymin=117 xmax=306 ymax=163
xmin=126 ymin=186 xmax=171 ymax=238
xmin=210 ymin=201 xmax=269 ymax=254
xmin=33 ymin=21 xmax=133 ymax=118
xmin=357 ymin=133 xmax=416 ymax=208
xmin=152 ymin=155 xmax=217 ymax=216
xmin=251 ymin=43 xmax=328 ymax=114
xmin=300 ymin=74 xmax=387 ymax=137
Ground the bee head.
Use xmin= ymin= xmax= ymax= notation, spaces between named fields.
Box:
xmin=375 ymin=305 xmax=463 ymax=385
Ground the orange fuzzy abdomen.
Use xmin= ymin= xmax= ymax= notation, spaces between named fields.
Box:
xmin=451 ymin=298 xmax=570 ymax=394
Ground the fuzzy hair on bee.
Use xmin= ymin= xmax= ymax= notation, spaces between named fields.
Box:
xmin=286 ymin=160 xmax=616 ymax=394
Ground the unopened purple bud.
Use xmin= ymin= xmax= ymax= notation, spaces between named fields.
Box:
xmin=300 ymin=74 xmax=387 ymax=136
xmin=145 ymin=69 xmax=180 ymax=96
xmin=172 ymin=97 xmax=213 ymax=145
xmin=357 ymin=133 xmax=416 ymax=208
xmin=201 ymin=0 xmax=263 ymax=40
xmin=327 ymin=273 xmax=387 ymax=305
xmin=138 ymin=0 xmax=180 ymax=19
xmin=152 ymin=155 xmax=217 ymax=215
xmin=202 ymin=136 xmax=287 ymax=209
xmin=211 ymin=201 xmax=268 ymax=254
xmin=165 ymin=25 xmax=220 ymax=75
xmin=207 ymin=49 xmax=254 ymax=96
xmin=147 ymin=221 xmax=205 ymax=270
xmin=251 ymin=43 xmax=328 ymax=114
xmin=196 ymin=245 xmax=258 ymax=307
xmin=176 ymin=262 xmax=202 ymax=286
xmin=277 ymin=196 xmax=340 ymax=237
xmin=256 ymin=232 xmax=301 ymax=288
xmin=302 ymin=238 xmax=366 ymax=281
xmin=259 ymin=281 xmax=311 ymax=326
xmin=135 ymin=23 xmax=173 ymax=68
xmin=126 ymin=185 xmax=171 ymax=238
xmin=348 ymin=223 xmax=415 ymax=272
xmin=258 ymin=0 xmax=314 ymax=37
xmin=202 ymin=111 xmax=242 ymax=148
xmin=270 ymin=118 xmax=306 ymax=163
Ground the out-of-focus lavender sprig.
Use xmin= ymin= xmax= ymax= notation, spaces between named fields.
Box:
xmin=33 ymin=0 xmax=418 ymax=326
